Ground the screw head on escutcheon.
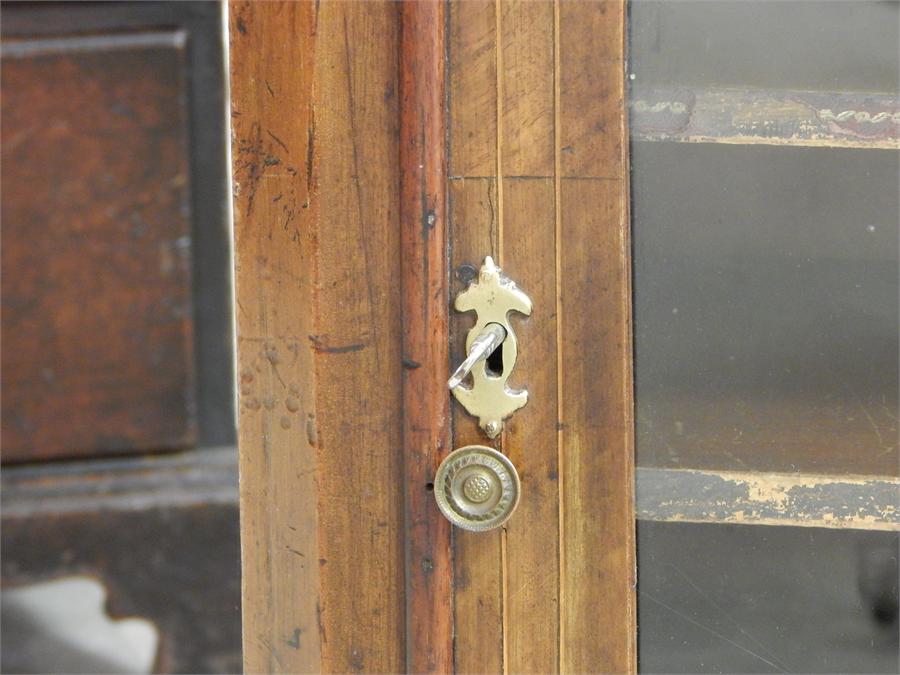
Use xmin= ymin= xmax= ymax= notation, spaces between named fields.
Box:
xmin=433 ymin=445 xmax=520 ymax=532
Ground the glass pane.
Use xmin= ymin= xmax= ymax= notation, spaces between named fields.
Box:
xmin=631 ymin=0 xmax=900 ymax=671
xmin=638 ymin=522 xmax=899 ymax=674
xmin=630 ymin=0 xmax=899 ymax=92
xmin=632 ymin=143 xmax=899 ymax=475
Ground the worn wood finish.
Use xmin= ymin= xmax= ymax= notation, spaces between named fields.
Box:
xmin=558 ymin=176 xmax=635 ymax=673
xmin=448 ymin=178 xmax=504 ymax=675
xmin=558 ymin=3 xmax=634 ymax=669
xmin=503 ymin=178 xmax=560 ymax=673
xmin=449 ymin=0 xmax=635 ymax=672
xmin=1 ymin=33 xmax=195 ymax=462
xmin=500 ymin=1 xmax=555 ymax=177
xmin=499 ymin=4 xmax=560 ymax=671
xmin=630 ymin=86 xmax=900 ymax=149
xmin=230 ymin=2 xmax=404 ymax=672
xmin=449 ymin=0 xmax=497 ymax=179
xmin=234 ymin=0 xmax=633 ymax=671
xmin=399 ymin=2 xmax=453 ymax=673
xmin=448 ymin=3 xmax=505 ymax=673
xmin=636 ymin=467 xmax=900 ymax=531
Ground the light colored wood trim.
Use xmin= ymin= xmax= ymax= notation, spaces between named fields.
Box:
xmin=230 ymin=2 xmax=405 ymax=672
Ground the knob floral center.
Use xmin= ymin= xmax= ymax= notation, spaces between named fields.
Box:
xmin=462 ymin=474 xmax=492 ymax=503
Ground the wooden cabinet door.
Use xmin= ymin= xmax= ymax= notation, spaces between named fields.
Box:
xmin=229 ymin=1 xmax=635 ymax=672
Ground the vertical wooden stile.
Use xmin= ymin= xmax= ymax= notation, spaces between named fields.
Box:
xmin=399 ymin=2 xmax=454 ymax=673
xmin=231 ymin=2 xmax=406 ymax=672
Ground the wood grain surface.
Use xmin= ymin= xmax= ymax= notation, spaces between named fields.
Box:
xmin=449 ymin=177 xmax=504 ymax=675
xmin=1 ymin=34 xmax=196 ymax=462
xmin=449 ymin=0 xmax=635 ymax=672
xmin=230 ymin=2 xmax=404 ymax=672
xmin=399 ymin=1 xmax=453 ymax=672
xmin=233 ymin=1 xmax=633 ymax=671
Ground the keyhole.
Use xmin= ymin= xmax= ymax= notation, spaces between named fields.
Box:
xmin=485 ymin=339 xmax=503 ymax=377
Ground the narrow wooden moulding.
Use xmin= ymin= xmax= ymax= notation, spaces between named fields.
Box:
xmin=399 ymin=1 xmax=453 ymax=673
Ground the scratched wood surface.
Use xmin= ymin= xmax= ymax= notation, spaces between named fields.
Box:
xmin=230 ymin=2 xmax=405 ymax=672
xmin=449 ymin=0 xmax=635 ymax=672
xmin=558 ymin=3 xmax=635 ymax=672
xmin=636 ymin=466 xmax=900 ymax=532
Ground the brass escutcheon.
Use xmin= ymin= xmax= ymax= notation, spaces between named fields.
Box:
xmin=448 ymin=256 xmax=532 ymax=438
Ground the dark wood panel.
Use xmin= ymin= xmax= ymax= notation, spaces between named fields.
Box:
xmin=1 ymin=34 xmax=196 ymax=462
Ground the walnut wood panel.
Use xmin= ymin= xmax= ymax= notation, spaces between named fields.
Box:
xmin=230 ymin=2 xmax=404 ymax=672
xmin=503 ymin=177 xmax=560 ymax=674
xmin=2 ymin=1 xmax=235 ymax=451
xmin=1 ymin=34 xmax=195 ymax=462
xmin=448 ymin=0 xmax=634 ymax=672
xmin=558 ymin=2 xmax=634 ymax=670
xmin=449 ymin=0 xmax=497 ymax=178
xmin=449 ymin=178 xmax=504 ymax=675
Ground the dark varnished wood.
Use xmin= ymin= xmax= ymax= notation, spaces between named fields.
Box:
xmin=399 ymin=2 xmax=453 ymax=672
xmin=1 ymin=32 xmax=195 ymax=462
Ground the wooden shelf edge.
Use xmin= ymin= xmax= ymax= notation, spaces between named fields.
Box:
xmin=1 ymin=446 xmax=238 ymax=517
xmin=630 ymin=85 xmax=900 ymax=150
xmin=636 ymin=466 xmax=899 ymax=531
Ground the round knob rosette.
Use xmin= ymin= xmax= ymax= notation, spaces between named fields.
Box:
xmin=433 ymin=445 xmax=520 ymax=532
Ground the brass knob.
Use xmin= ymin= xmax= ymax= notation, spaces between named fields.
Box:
xmin=433 ymin=445 xmax=520 ymax=532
